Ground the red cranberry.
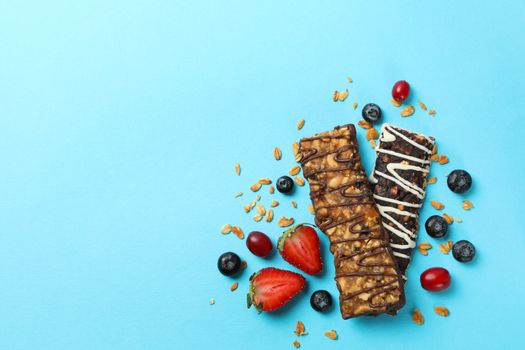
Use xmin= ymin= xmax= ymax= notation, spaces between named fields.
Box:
xmin=392 ymin=80 xmax=410 ymax=102
xmin=246 ymin=231 xmax=273 ymax=257
xmin=420 ymin=267 xmax=451 ymax=292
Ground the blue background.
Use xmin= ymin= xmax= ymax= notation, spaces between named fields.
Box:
xmin=1 ymin=1 xmax=524 ymax=349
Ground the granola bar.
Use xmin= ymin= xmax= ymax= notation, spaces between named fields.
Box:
xmin=370 ymin=124 xmax=435 ymax=280
xmin=299 ymin=124 xmax=405 ymax=319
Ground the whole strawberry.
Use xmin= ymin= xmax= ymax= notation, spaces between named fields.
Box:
xmin=278 ymin=224 xmax=323 ymax=275
xmin=247 ymin=267 xmax=306 ymax=312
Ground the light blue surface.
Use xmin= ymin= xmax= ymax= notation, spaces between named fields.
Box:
xmin=1 ymin=1 xmax=524 ymax=349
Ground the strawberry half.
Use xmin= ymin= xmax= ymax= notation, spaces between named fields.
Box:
xmin=277 ymin=223 xmax=323 ymax=275
xmin=247 ymin=267 xmax=306 ymax=312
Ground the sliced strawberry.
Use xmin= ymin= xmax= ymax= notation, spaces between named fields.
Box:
xmin=277 ymin=223 xmax=323 ymax=275
xmin=247 ymin=267 xmax=306 ymax=312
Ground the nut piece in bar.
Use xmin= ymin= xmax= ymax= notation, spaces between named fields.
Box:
xmin=299 ymin=124 xmax=405 ymax=319
xmin=370 ymin=124 xmax=435 ymax=280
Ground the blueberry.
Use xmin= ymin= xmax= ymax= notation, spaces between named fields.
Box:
xmin=452 ymin=240 xmax=476 ymax=263
xmin=310 ymin=290 xmax=332 ymax=312
xmin=276 ymin=176 xmax=294 ymax=194
xmin=447 ymin=169 xmax=472 ymax=194
xmin=425 ymin=215 xmax=449 ymax=238
xmin=361 ymin=103 xmax=382 ymax=124
xmin=217 ymin=252 xmax=241 ymax=276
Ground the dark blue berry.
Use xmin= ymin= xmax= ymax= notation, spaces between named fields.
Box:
xmin=452 ymin=240 xmax=476 ymax=263
xmin=217 ymin=252 xmax=241 ymax=276
xmin=361 ymin=103 xmax=382 ymax=124
xmin=425 ymin=215 xmax=448 ymax=238
xmin=310 ymin=290 xmax=332 ymax=312
xmin=276 ymin=176 xmax=294 ymax=194
xmin=447 ymin=170 xmax=472 ymax=194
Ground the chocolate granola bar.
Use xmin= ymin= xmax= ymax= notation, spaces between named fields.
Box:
xmin=370 ymin=124 xmax=435 ymax=280
xmin=299 ymin=124 xmax=405 ymax=319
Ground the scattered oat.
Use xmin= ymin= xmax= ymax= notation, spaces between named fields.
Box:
xmin=269 ymin=186 xmax=275 ymax=194
xmin=358 ymin=120 xmax=372 ymax=129
xmin=209 ymin=298 xmax=215 ymax=305
xmin=428 ymin=177 xmax=437 ymax=185
xmin=418 ymin=101 xmax=428 ymax=110
xmin=347 ymin=76 xmax=353 ymax=83
xmin=259 ymin=177 xmax=272 ymax=185
xmin=366 ymin=127 xmax=379 ymax=140
xmin=293 ymin=340 xmax=300 ymax=348
xmin=232 ymin=226 xmax=244 ymax=239
xmin=430 ymin=200 xmax=445 ymax=210
xmin=297 ymin=119 xmax=305 ymax=130
xmin=220 ymin=224 xmax=232 ymax=234
xmin=455 ymin=217 xmax=462 ymax=223
xmin=412 ymin=308 xmax=424 ymax=325
xmin=324 ymin=330 xmax=338 ymax=340
xmin=274 ymin=147 xmax=282 ymax=160
xmin=294 ymin=176 xmax=305 ymax=186
xmin=289 ymin=165 xmax=301 ymax=176
xmin=401 ymin=105 xmax=415 ymax=117
xmin=434 ymin=306 xmax=450 ymax=317
xmin=294 ymin=321 xmax=308 ymax=336
xmin=270 ymin=200 xmax=279 ymax=207
xmin=438 ymin=155 xmax=449 ymax=165
xmin=266 ymin=209 xmax=274 ymax=222
xmin=241 ymin=261 xmax=247 ymax=269
xmin=291 ymin=200 xmax=297 ymax=208
xmin=462 ymin=200 xmax=474 ymax=210
xmin=235 ymin=192 xmax=243 ymax=198
xmin=230 ymin=282 xmax=238 ymax=291
xmin=428 ymin=108 xmax=436 ymax=116
xmin=278 ymin=217 xmax=295 ymax=227
xmin=390 ymin=98 xmax=402 ymax=107
xmin=332 ymin=89 xmax=349 ymax=102
xmin=235 ymin=163 xmax=241 ymax=176
xmin=369 ymin=139 xmax=376 ymax=149
xmin=352 ymin=101 xmax=358 ymax=110
xmin=256 ymin=195 xmax=261 ymax=201
xmin=250 ymin=183 xmax=262 ymax=192
xmin=307 ymin=204 xmax=314 ymax=215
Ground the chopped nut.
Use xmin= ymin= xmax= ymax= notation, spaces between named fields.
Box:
xmin=438 ymin=242 xmax=451 ymax=254
xmin=256 ymin=204 xmax=266 ymax=216
xmin=401 ymin=105 xmax=415 ymax=117
xmin=235 ymin=192 xmax=243 ymax=198
xmin=270 ymin=200 xmax=279 ymax=207
xmin=249 ymin=201 xmax=256 ymax=210
xmin=230 ymin=282 xmax=238 ymax=291
xmin=442 ymin=213 xmax=454 ymax=224
xmin=292 ymin=142 xmax=300 ymax=159
xmin=358 ymin=120 xmax=372 ymax=129
xmin=332 ymin=89 xmax=349 ymax=102
xmin=266 ymin=209 xmax=274 ymax=222
xmin=324 ymin=330 xmax=338 ymax=340
xmin=294 ymin=321 xmax=308 ymax=336
xmin=447 ymin=240 xmax=453 ymax=250
xmin=347 ymin=76 xmax=353 ymax=83
xmin=390 ymin=98 xmax=402 ymax=107
xmin=273 ymin=147 xmax=282 ymax=160
xmin=428 ymin=177 xmax=437 ymax=184
xmin=243 ymin=204 xmax=251 ymax=213
xmin=430 ymin=200 xmax=445 ymax=210
xmin=220 ymin=224 xmax=232 ymax=234
xmin=232 ymin=226 xmax=244 ymax=239
xmin=365 ymin=127 xmax=379 ymax=140
xmin=434 ymin=306 xmax=450 ymax=317
xmin=369 ymin=139 xmax=376 ymax=149
xmin=294 ymin=176 xmax=305 ymax=186
xmin=419 ymin=242 xmax=432 ymax=250
xmin=412 ymin=308 xmax=424 ymax=325
xmin=418 ymin=101 xmax=428 ymax=110
xmin=462 ymin=200 xmax=474 ymax=210
xmin=438 ymin=155 xmax=449 ymax=165
xmin=209 ymin=298 xmax=215 ymax=305
xmin=269 ymin=186 xmax=275 ymax=194
xmin=293 ymin=340 xmax=300 ymax=348
xmin=352 ymin=101 xmax=358 ymax=110
xmin=428 ymin=108 xmax=436 ymax=116
xmin=430 ymin=154 xmax=440 ymax=162
xmin=253 ymin=213 xmax=263 ymax=222
xmin=297 ymin=119 xmax=305 ymax=130
xmin=432 ymin=144 xmax=438 ymax=155
xmin=250 ymin=183 xmax=262 ymax=192
xmin=307 ymin=204 xmax=314 ymax=215
xmin=289 ymin=165 xmax=301 ymax=176
xmin=455 ymin=217 xmax=462 ymax=223
xmin=259 ymin=177 xmax=272 ymax=185
xmin=418 ymin=247 xmax=429 ymax=256
xmin=235 ymin=163 xmax=241 ymax=176
xmin=256 ymin=195 xmax=261 ymax=201
xmin=278 ymin=217 xmax=295 ymax=227
xmin=241 ymin=261 xmax=247 ymax=269
xmin=291 ymin=200 xmax=297 ymax=208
